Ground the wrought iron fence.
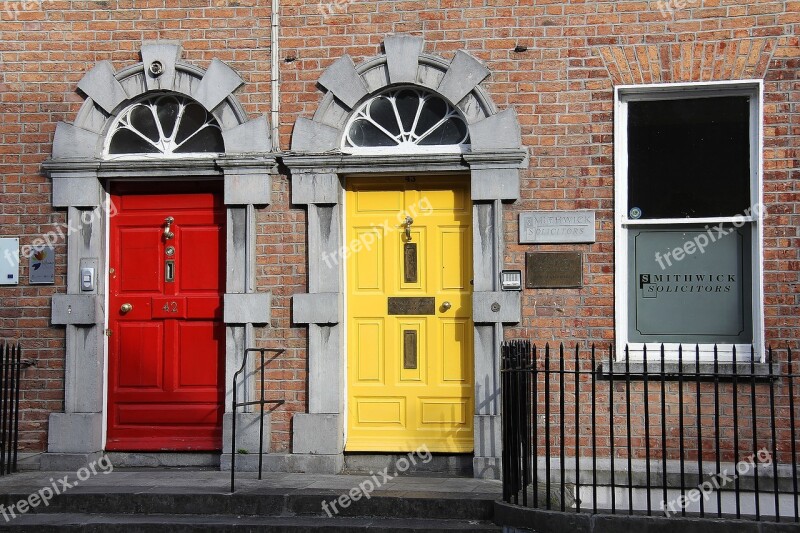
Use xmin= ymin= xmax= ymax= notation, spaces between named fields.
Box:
xmin=0 ymin=342 xmax=22 ymax=477
xmin=501 ymin=341 xmax=799 ymax=522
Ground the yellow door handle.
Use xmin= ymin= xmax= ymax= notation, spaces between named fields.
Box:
xmin=120 ymin=303 xmax=133 ymax=313
xmin=441 ymin=301 xmax=452 ymax=312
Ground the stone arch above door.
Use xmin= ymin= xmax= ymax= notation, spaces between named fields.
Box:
xmin=54 ymin=41 xmax=267 ymax=160
xmin=291 ymin=35 xmax=525 ymax=194
xmin=285 ymin=35 xmax=525 ymax=479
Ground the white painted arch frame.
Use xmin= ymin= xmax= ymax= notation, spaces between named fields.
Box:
xmin=42 ymin=42 xmax=275 ymax=468
xmin=285 ymin=34 xmax=527 ymax=479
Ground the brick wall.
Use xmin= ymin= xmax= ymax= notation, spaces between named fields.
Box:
xmin=0 ymin=0 xmax=796 ymax=453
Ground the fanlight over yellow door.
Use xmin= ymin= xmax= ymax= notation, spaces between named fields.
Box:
xmin=345 ymin=176 xmax=473 ymax=452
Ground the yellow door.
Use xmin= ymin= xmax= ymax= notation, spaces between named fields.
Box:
xmin=345 ymin=176 xmax=473 ymax=453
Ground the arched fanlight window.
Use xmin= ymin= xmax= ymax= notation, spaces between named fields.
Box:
xmin=343 ymin=88 xmax=470 ymax=153
xmin=105 ymin=94 xmax=224 ymax=158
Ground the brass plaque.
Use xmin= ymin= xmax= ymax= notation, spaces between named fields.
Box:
xmin=388 ymin=297 xmax=436 ymax=315
xmin=403 ymin=330 xmax=417 ymax=369
xmin=525 ymin=252 xmax=583 ymax=288
xmin=404 ymin=243 xmax=418 ymax=283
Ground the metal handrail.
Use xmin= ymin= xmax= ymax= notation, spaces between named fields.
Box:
xmin=230 ymin=347 xmax=285 ymax=493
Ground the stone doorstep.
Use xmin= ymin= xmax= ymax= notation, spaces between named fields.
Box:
xmin=0 ymin=513 xmax=504 ymax=532
xmin=0 ymin=469 xmax=501 ymax=522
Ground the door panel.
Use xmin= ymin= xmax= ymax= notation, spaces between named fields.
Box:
xmin=346 ymin=176 xmax=473 ymax=453
xmin=107 ymin=181 xmax=225 ymax=451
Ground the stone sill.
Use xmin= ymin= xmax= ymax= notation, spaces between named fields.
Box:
xmin=599 ymin=361 xmax=776 ymax=381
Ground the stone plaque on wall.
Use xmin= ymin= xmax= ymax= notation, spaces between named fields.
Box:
xmin=525 ymin=252 xmax=583 ymax=288
xmin=519 ymin=210 xmax=596 ymax=244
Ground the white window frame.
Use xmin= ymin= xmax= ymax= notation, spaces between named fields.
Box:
xmin=614 ymin=80 xmax=764 ymax=362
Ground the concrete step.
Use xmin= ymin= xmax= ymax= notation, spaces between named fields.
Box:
xmin=0 ymin=491 xmax=496 ymax=521
xmin=0 ymin=513 xmax=503 ymax=532
xmin=343 ymin=454 xmax=474 ymax=477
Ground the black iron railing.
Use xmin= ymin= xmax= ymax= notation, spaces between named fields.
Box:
xmin=501 ymin=341 xmax=799 ymax=522
xmin=230 ymin=347 xmax=285 ymax=492
xmin=0 ymin=342 xmax=22 ymax=477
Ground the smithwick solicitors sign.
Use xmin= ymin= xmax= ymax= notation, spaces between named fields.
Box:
xmin=629 ymin=227 xmax=752 ymax=343
xmin=519 ymin=210 xmax=596 ymax=244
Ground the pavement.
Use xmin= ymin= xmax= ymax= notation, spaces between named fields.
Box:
xmin=0 ymin=468 xmax=503 ymax=497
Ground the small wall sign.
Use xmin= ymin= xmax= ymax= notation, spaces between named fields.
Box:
xmin=29 ymin=245 xmax=56 ymax=284
xmin=525 ymin=252 xmax=583 ymax=289
xmin=0 ymin=238 xmax=19 ymax=285
xmin=519 ymin=210 xmax=596 ymax=244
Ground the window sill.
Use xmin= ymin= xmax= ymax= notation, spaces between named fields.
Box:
xmin=599 ymin=361 xmax=776 ymax=381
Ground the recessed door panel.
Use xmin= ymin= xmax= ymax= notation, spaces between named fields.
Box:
xmin=116 ymin=323 xmax=163 ymax=389
xmin=346 ymin=176 xmax=473 ymax=453
xmin=107 ymin=181 xmax=225 ymax=451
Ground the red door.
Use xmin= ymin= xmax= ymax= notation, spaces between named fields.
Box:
xmin=107 ymin=181 xmax=225 ymax=451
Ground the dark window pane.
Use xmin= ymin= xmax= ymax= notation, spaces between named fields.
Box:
xmin=415 ymin=96 xmax=447 ymax=135
xmin=418 ymin=118 xmax=468 ymax=145
xmin=129 ymin=105 xmax=159 ymax=142
xmin=174 ymin=127 xmax=224 ymax=153
xmin=109 ymin=129 xmax=160 ymax=154
xmin=369 ymin=97 xmax=400 ymax=136
xmin=348 ymin=119 xmax=397 ymax=147
xmin=627 ymin=96 xmax=750 ymax=218
xmin=175 ymin=103 xmax=208 ymax=144
xmin=395 ymin=89 xmax=419 ymax=132
xmin=157 ymin=97 xmax=181 ymax=138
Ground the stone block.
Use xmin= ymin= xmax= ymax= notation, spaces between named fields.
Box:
xmin=222 ymin=116 xmax=271 ymax=154
xmin=221 ymin=452 xmax=344 ymax=474
xmin=473 ymin=456 xmax=502 ymax=480
xmin=318 ymin=55 xmax=369 ymax=109
xmin=224 ymin=292 xmax=271 ymax=324
xmin=291 ymin=173 xmax=340 ymax=205
xmin=51 ymin=294 xmax=99 ymax=325
xmin=292 ymin=413 xmax=343 ymax=455
xmin=47 ymin=412 xmax=103 ymax=454
xmin=292 ymin=292 xmax=341 ymax=324
xmin=437 ymin=50 xmax=490 ymax=105
xmin=195 ymin=58 xmax=244 ymax=111
xmin=474 ymin=414 xmax=501 ymax=458
xmin=469 ymin=108 xmax=522 ymax=151
xmin=308 ymin=324 xmax=342 ymax=414
xmin=290 ymin=118 xmax=340 ymax=153
xmin=471 ymin=167 xmax=520 ymax=201
xmin=384 ymin=34 xmax=424 ymax=84
xmin=39 ymin=452 xmax=105 ymax=472
xmin=223 ymin=412 xmax=271 ymax=454
xmin=52 ymin=174 xmax=103 ymax=208
xmin=472 ymin=291 xmax=521 ymax=324
xmin=224 ymin=171 xmax=270 ymax=205
xmin=52 ymin=123 xmax=101 ymax=160
xmin=77 ymin=60 xmax=129 ymax=115
xmin=140 ymin=41 xmax=182 ymax=92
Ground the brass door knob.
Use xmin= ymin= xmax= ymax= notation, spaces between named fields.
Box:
xmin=120 ymin=303 xmax=133 ymax=313
xmin=441 ymin=301 xmax=452 ymax=312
